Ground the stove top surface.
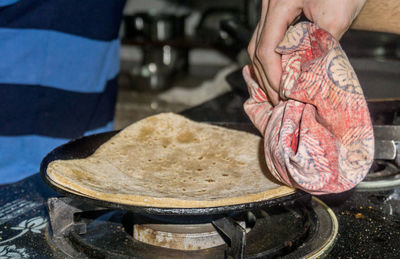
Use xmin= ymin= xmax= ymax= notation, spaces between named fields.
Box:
xmin=0 ymin=173 xmax=399 ymax=258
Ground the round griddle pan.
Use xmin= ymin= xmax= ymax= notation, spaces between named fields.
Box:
xmin=40 ymin=125 xmax=307 ymax=216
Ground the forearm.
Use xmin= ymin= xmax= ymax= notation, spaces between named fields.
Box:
xmin=351 ymin=0 xmax=400 ymax=35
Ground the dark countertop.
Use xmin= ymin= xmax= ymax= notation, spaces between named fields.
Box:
xmin=323 ymin=189 xmax=400 ymax=257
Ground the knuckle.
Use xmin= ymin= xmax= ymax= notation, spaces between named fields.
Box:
xmin=255 ymin=47 xmax=269 ymax=63
xmin=320 ymin=13 xmax=351 ymax=38
xmin=247 ymin=44 xmax=254 ymax=57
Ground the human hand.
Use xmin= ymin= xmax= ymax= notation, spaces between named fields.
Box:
xmin=247 ymin=0 xmax=366 ymax=106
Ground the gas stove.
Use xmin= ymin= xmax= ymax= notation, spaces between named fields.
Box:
xmin=1 ymin=93 xmax=400 ymax=258
xmin=44 ymin=195 xmax=336 ymax=258
xmin=1 ymin=169 xmax=399 ymax=258
xmin=1 ymin=57 xmax=400 ymax=258
xmin=36 ymin=124 xmax=337 ymax=258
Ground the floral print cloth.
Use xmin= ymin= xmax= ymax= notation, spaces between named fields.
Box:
xmin=243 ymin=22 xmax=374 ymax=194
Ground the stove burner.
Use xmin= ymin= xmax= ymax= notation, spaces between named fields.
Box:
xmin=357 ymin=160 xmax=400 ymax=190
xmin=366 ymin=160 xmax=399 ymax=180
xmin=133 ymin=222 xmax=227 ymax=250
xmin=45 ymin=196 xmax=337 ymax=258
xmin=129 ymin=211 xmax=251 ymax=251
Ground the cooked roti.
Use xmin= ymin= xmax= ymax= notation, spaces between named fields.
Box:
xmin=47 ymin=113 xmax=295 ymax=208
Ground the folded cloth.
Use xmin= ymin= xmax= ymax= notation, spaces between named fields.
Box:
xmin=243 ymin=22 xmax=374 ymax=194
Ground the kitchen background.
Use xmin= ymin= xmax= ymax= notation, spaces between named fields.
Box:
xmin=115 ymin=0 xmax=400 ymax=129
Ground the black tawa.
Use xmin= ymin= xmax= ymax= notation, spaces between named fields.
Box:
xmin=40 ymin=124 xmax=307 ymax=217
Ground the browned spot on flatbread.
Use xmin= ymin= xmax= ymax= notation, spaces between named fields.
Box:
xmin=138 ymin=126 xmax=154 ymax=141
xmin=176 ymin=130 xmax=195 ymax=143
xmin=70 ymin=168 xmax=97 ymax=183
xmin=161 ymin=137 xmax=171 ymax=148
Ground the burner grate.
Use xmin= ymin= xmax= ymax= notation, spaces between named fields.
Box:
xmin=45 ymin=196 xmax=337 ymax=258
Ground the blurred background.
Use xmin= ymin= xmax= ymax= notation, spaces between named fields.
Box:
xmin=116 ymin=0 xmax=400 ymax=128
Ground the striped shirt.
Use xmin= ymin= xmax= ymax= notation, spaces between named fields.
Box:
xmin=0 ymin=0 xmax=126 ymax=183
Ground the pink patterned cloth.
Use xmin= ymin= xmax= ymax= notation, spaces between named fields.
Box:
xmin=243 ymin=22 xmax=374 ymax=194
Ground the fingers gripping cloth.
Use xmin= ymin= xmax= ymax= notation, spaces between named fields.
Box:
xmin=243 ymin=22 xmax=374 ymax=194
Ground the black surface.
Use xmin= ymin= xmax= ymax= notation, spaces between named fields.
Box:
xmin=225 ymin=68 xmax=249 ymax=98
xmin=341 ymin=30 xmax=400 ymax=59
xmin=324 ymin=190 xmax=400 ymax=258
xmin=0 ymin=174 xmax=58 ymax=258
xmin=181 ymin=91 xmax=251 ymax=123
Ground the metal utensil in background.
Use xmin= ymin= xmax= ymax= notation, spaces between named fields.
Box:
xmin=124 ymin=12 xmax=189 ymax=91
xmin=374 ymin=125 xmax=400 ymax=166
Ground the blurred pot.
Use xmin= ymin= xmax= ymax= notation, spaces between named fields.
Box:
xmin=124 ymin=12 xmax=189 ymax=91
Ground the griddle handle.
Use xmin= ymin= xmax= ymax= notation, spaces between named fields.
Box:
xmin=212 ymin=217 xmax=246 ymax=259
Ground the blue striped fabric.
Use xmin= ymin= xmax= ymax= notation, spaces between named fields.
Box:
xmin=0 ymin=29 xmax=119 ymax=92
xmin=0 ymin=0 xmax=125 ymax=41
xmin=0 ymin=122 xmax=113 ymax=184
xmin=0 ymin=0 xmax=126 ymax=183
xmin=0 ymin=0 xmax=19 ymax=7
xmin=0 ymin=77 xmax=118 ymax=138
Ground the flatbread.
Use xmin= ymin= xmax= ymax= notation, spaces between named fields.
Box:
xmin=47 ymin=113 xmax=295 ymax=208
